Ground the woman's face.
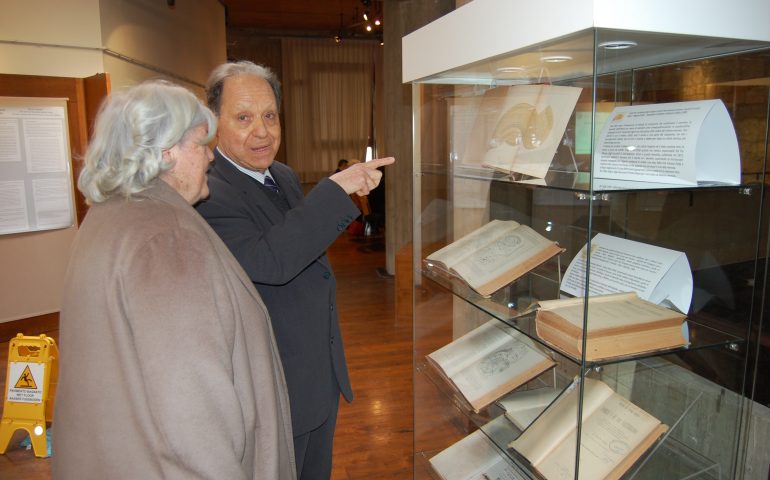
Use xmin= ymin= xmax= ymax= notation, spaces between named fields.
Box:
xmin=160 ymin=124 xmax=214 ymax=204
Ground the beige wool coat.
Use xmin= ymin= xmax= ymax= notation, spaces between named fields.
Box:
xmin=52 ymin=180 xmax=295 ymax=480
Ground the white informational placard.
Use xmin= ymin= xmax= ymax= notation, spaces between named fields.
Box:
xmin=0 ymin=97 xmax=75 ymax=235
xmin=594 ymin=100 xmax=740 ymax=186
xmin=561 ymin=233 xmax=693 ymax=314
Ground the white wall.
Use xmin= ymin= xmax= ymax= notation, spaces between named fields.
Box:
xmin=99 ymin=0 xmax=226 ymax=95
xmin=0 ymin=0 xmax=104 ymax=77
xmin=0 ymin=0 xmax=103 ymax=323
xmin=0 ymin=0 xmax=226 ymax=323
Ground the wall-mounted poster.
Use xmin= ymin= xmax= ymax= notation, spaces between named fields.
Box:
xmin=0 ymin=97 xmax=75 ymax=235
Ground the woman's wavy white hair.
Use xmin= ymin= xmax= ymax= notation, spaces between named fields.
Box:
xmin=78 ymin=80 xmax=217 ymax=204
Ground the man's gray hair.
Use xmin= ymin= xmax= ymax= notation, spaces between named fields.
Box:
xmin=78 ymin=80 xmax=217 ymax=204
xmin=205 ymin=61 xmax=282 ymax=115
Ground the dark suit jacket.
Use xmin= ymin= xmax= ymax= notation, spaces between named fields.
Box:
xmin=195 ymin=150 xmax=358 ymax=436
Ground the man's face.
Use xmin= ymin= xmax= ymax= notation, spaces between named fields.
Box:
xmin=216 ymin=74 xmax=281 ymax=172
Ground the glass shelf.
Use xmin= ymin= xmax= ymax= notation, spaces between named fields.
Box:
xmin=421 ymin=268 xmax=745 ymax=368
xmin=420 ymin=163 xmax=763 ymax=195
xmin=418 ymin=357 xmax=726 ymax=480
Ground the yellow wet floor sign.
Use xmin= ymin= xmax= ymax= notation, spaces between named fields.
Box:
xmin=0 ymin=334 xmax=58 ymax=458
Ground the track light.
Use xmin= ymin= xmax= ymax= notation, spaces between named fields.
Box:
xmin=366 ymin=24 xmax=372 ymax=32
xmin=363 ymin=10 xmax=369 ymax=21
xmin=374 ymin=19 xmax=381 ymax=26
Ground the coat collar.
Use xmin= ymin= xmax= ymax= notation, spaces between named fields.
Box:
xmin=210 ymin=149 xmax=302 ymax=220
xmin=136 ymin=178 xmax=191 ymax=208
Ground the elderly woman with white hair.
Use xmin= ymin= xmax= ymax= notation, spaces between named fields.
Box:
xmin=52 ymin=80 xmax=295 ymax=480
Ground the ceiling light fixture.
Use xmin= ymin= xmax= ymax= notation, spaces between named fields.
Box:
xmin=598 ymin=40 xmax=638 ymax=50
xmin=541 ymin=55 xmax=572 ymax=63
xmin=336 ymin=0 xmax=382 ymax=42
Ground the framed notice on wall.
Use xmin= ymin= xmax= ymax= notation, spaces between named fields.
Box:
xmin=0 ymin=97 xmax=76 ymax=235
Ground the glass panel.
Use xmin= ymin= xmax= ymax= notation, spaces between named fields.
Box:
xmin=412 ymin=23 xmax=770 ymax=480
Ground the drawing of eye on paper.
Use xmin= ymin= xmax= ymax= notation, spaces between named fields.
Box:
xmin=477 ymin=85 xmax=582 ymax=179
xmin=488 ymin=103 xmax=554 ymax=150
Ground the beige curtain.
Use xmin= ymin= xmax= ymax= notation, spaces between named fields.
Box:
xmin=282 ymin=38 xmax=380 ymax=183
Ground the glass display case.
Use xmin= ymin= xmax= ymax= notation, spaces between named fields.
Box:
xmin=403 ymin=1 xmax=770 ymax=479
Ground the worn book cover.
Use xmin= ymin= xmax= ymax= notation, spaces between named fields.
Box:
xmin=535 ymin=292 xmax=688 ymax=361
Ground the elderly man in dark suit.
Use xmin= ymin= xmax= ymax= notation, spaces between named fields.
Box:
xmin=195 ymin=61 xmax=394 ymax=480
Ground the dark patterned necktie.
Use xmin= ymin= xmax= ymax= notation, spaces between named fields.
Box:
xmin=263 ymin=175 xmax=281 ymax=194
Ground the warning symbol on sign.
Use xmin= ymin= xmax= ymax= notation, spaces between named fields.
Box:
xmin=14 ymin=365 xmax=38 ymax=390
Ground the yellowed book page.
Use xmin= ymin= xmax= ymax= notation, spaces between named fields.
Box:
xmin=536 ymin=389 xmax=663 ymax=480
xmin=429 ymin=320 xmax=554 ymax=411
xmin=428 ymin=320 xmax=517 ymax=378
xmin=509 ymin=378 xmax=613 ymax=466
xmin=539 ymin=293 xmax=681 ymax=332
xmin=430 ymin=430 xmax=507 ymax=480
xmin=499 ymin=387 xmax=561 ymax=430
xmin=475 ymin=241 xmax=563 ymax=297
xmin=450 ymin=225 xmax=556 ymax=293
xmin=427 ymin=220 xmax=518 ymax=272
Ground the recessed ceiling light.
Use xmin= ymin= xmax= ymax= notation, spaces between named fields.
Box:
xmin=541 ymin=55 xmax=572 ymax=63
xmin=598 ymin=40 xmax=638 ymax=50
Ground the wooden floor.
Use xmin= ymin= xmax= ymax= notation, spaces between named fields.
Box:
xmin=0 ymin=232 xmax=414 ymax=479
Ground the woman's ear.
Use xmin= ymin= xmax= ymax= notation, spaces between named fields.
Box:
xmin=162 ymin=145 xmax=177 ymax=165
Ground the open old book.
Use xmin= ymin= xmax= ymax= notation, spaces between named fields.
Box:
xmin=425 ymin=220 xmax=564 ymax=297
xmin=535 ymin=292 xmax=688 ymax=362
xmin=497 ymin=386 xmax=561 ymax=430
xmin=509 ymin=377 xmax=668 ymax=480
xmin=427 ymin=319 xmax=555 ymax=412
xmin=430 ymin=428 xmax=527 ymax=480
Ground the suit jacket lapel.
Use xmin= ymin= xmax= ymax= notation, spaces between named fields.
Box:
xmin=269 ymin=162 xmax=303 ymax=209
xmin=268 ymin=162 xmax=333 ymax=271
xmin=210 ymin=151 xmax=332 ymax=271
xmin=211 ymin=150 xmax=285 ymax=224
